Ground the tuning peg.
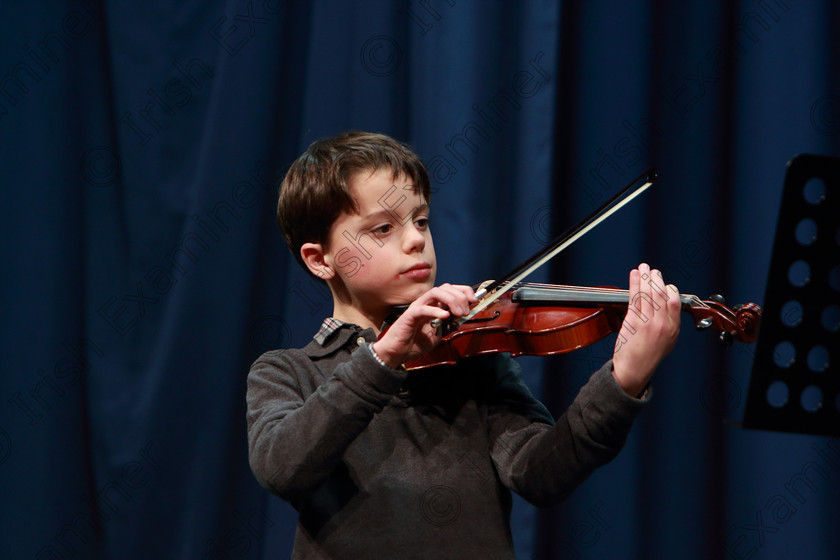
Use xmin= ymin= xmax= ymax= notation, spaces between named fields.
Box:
xmin=709 ymin=294 xmax=726 ymax=305
xmin=695 ymin=317 xmax=713 ymax=330
xmin=719 ymin=331 xmax=734 ymax=346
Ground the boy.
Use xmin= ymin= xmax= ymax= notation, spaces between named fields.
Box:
xmin=247 ymin=131 xmax=680 ymax=558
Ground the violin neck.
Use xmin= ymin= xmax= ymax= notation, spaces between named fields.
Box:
xmin=511 ymin=284 xmax=696 ymax=308
xmin=503 ymin=283 xmax=760 ymax=344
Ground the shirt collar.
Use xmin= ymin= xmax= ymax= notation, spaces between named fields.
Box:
xmin=306 ymin=318 xmax=377 ymax=359
xmin=313 ymin=317 xmax=347 ymax=346
xmin=313 ymin=317 xmax=363 ymax=346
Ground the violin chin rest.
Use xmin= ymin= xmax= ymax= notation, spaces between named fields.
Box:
xmin=382 ymin=305 xmax=410 ymax=330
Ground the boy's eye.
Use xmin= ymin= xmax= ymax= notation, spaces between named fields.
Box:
xmin=415 ymin=216 xmax=430 ymax=229
xmin=371 ymin=223 xmax=393 ymax=235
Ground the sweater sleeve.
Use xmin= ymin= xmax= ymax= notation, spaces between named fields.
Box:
xmin=246 ymin=343 xmax=407 ymax=504
xmin=487 ymin=357 xmax=649 ymax=506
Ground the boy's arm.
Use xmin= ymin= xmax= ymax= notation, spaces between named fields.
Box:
xmin=487 ymin=358 xmax=647 ymax=506
xmin=488 ymin=263 xmax=679 ymax=505
xmin=246 ymin=343 xmax=406 ymax=504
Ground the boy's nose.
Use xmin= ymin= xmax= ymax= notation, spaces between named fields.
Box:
xmin=403 ymin=225 xmax=426 ymax=252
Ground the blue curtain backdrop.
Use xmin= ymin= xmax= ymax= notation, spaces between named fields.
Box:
xmin=1 ymin=1 xmax=837 ymax=559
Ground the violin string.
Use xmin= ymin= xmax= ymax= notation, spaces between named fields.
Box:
xmin=507 ymin=281 xmax=707 ymax=308
xmin=518 ymin=282 xmax=708 ymax=308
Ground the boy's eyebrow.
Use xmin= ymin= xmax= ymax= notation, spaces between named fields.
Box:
xmin=362 ymin=202 xmax=429 ymax=222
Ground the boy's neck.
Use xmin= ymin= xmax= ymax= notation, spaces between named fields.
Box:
xmin=331 ymin=303 xmax=386 ymax=335
xmin=326 ymin=278 xmax=390 ymax=335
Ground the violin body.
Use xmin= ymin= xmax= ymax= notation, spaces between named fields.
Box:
xmin=404 ymin=290 xmax=621 ymax=370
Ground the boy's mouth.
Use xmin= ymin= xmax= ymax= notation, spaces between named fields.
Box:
xmin=400 ymin=262 xmax=432 ymax=279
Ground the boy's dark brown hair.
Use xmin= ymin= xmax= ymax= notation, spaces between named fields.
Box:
xmin=277 ymin=131 xmax=431 ymax=275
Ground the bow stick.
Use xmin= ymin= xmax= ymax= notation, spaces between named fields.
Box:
xmin=438 ymin=168 xmax=657 ymax=328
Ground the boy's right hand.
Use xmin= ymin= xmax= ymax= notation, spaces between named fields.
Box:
xmin=371 ymin=283 xmax=477 ymax=368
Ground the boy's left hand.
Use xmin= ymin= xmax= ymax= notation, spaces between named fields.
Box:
xmin=612 ymin=263 xmax=681 ymax=397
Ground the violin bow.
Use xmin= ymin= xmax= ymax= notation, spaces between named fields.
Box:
xmin=453 ymin=168 xmax=657 ymax=325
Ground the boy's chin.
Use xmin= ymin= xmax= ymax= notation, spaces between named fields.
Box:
xmin=409 ymin=279 xmax=435 ymax=296
xmin=389 ymin=282 xmax=433 ymax=305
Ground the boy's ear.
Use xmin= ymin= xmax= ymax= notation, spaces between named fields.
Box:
xmin=301 ymin=242 xmax=335 ymax=280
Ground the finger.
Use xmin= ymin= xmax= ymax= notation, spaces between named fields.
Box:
xmin=641 ymin=264 xmax=664 ymax=319
xmin=424 ymin=305 xmax=452 ymax=320
xmin=666 ymin=283 xmax=682 ymax=328
xmin=405 ymin=293 xmax=453 ymax=322
xmin=649 ymin=268 xmax=668 ymax=312
xmin=414 ymin=289 xmax=458 ymax=319
xmin=458 ymin=284 xmax=480 ymax=303
xmin=650 ymin=270 xmax=677 ymax=329
xmin=430 ymin=284 xmax=474 ymax=317
xmin=638 ymin=262 xmax=654 ymax=323
xmin=647 ymin=263 xmax=659 ymax=311
xmin=450 ymin=284 xmax=479 ymax=313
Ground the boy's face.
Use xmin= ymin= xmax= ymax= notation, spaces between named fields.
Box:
xmin=323 ymin=168 xmax=436 ymax=311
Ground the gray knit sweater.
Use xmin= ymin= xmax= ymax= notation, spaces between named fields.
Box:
xmin=246 ymin=323 xmax=648 ymax=559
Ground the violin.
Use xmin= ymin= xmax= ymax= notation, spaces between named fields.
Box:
xmin=403 ymin=282 xmax=762 ymax=371
xmin=389 ymin=169 xmax=763 ymax=371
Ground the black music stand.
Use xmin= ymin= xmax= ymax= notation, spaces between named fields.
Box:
xmin=742 ymin=154 xmax=840 ymax=436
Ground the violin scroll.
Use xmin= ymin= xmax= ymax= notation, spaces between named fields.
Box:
xmin=687 ymin=296 xmax=762 ymax=345
xmin=734 ymin=302 xmax=762 ymax=342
